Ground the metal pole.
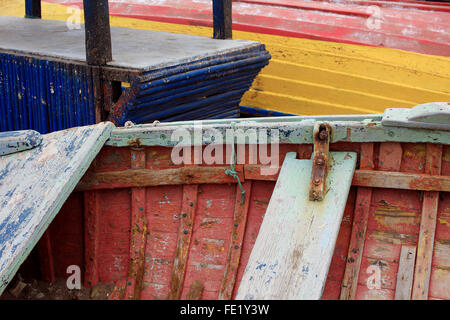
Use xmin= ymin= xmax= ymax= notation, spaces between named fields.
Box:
xmin=213 ymin=0 xmax=232 ymax=39
xmin=83 ymin=0 xmax=112 ymax=65
xmin=25 ymin=0 xmax=41 ymax=19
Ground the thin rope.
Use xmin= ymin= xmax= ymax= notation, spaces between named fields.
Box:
xmin=225 ymin=122 xmax=245 ymax=204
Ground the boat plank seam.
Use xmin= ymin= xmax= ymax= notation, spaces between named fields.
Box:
xmin=340 ymin=143 xmax=374 ymax=300
xmin=412 ymin=143 xmax=443 ymax=300
xmin=168 ymin=184 xmax=199 ymax=300
xmin=219 ymin=181 xmax=253 ymax=300
xmin=124 ymin=148 xmax=148 ymax=300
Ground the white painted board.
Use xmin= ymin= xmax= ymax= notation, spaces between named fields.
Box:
xmin=236 ymin=151 xmax=357 ymax=300
xmin=0 ymin=122 xmax=114 ymax=294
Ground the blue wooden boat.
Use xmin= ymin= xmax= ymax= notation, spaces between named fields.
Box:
xmin=0 ymin=1 xmax=270 ymax=134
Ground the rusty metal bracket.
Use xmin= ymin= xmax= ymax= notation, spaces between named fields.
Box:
xmin=309 ymin=123 xmax=332 ymax=201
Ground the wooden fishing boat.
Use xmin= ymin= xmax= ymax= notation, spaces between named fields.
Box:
xmin=4 ymin=0 xmax=448 ymax=116
xmin=0 ymin=2 xmax=270 ymax=133
xmin=1 ymin=103 xmax=449 ymax=300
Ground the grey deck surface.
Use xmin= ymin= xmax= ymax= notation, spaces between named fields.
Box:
xmin=0 ymin=16 xmax=259 ymax=70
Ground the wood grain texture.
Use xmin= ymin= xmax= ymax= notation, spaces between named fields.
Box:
xmin=340 ymin=143 xmax=374 ymax=300
xmin=0 ymin=130 xmax=42 ymax=156
xmin=37 ymin=230 xmax=55 ymax=283
xmin=412 ymin=144 xmax=442 ymax=300
xmin=168 ymin=184 xmax=198 ymax=300
xmin=395 ymin=245 xmax=416 ymax=300
xmin=76 ymin=165 xmax=244 ymax=191
xmin=219 ymin=181 xmax=252 ymax=300
xmin=236 ymin=151 xmax=357 ymax=299
xmin=352 ymin=170 xmax=450 ymax=192
xmin=0 ymin=122 xmax=114 ymax=294
xmin=84 ymin=190 xmax=100 ymax=287
xmin=124 ymin=148 xmax=148 ymax=300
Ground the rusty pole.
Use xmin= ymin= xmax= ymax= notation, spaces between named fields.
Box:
xmin=83 ymin=0 xmax=112 ymax=66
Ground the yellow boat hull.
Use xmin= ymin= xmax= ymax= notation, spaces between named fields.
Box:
xmin=2 ymin=0 xmax=450 ymax=115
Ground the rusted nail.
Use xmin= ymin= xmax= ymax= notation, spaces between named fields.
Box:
xmin=319 ymin=129 xmax=328 ymax=141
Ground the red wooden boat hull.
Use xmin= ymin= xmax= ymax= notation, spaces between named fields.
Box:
xmin=34 ymin=141 xmax=450 ymax=300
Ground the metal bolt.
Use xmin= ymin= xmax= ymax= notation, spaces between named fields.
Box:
xmin=315 ymin=158 xmax=324 ymax=166
xmin=189 ymin=202 xmax=194 ymax=207
xmin=184 ymin=230 xmax=188 ymax=235
xmin=234 ymin=223 xmax=238 ymax=227
xmin=234 ymin=245 xmax=239 ymax=249
xmin=313 ymin=178 xmax=321 ymax=185
xmin=182 ymin=213 xmax=187 ymax=218
xmin=319 ymin=129 xmax=328 ymax=140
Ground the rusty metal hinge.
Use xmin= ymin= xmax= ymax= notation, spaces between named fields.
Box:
xmin=309 ymin=123 xmax=332 ymax=201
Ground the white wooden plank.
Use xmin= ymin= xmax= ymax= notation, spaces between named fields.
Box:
xmin=0 ymin=130 xmax=42 ymax=156
xmin=395 ymin=245 xmax=416 ymax=300
xmin=236 ymin=151 xmax=357 ymax=300
xmin=0 ymin=122 xmax=114 ymax=294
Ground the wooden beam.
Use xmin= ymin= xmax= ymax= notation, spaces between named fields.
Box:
xmin=37 ymin=230 xmax=55 ymax=283
xmin=213 ymin=0 xmax=232 ymax=39
xmin=412 ymin=144 xmax=442 ymax=300
xmin=245 ymin=165 xmax=449 ymax=192
xmin=353 ymin=170 xmax=450 ymax=192
xmin=83 ymin=0 xmax=112 ymax=65
xmin=340 ymin=143 xmax=374 ymax=300
xmin=123 ymin=149 xmax=148 ymax=300
xmin=77 ymin=163 xmax=449 ymax=193
xmin=76 ymin=165 xmax=244 ymax=191
xmin=395 ymin=245 xmax=416 ymax=300
xmin=168 ymin=184 xmax=199 ymax=300
xmin=84 ymin=190 xmax=100 ymax=287
xmin=219 ymin=181 xmax=252 ymax=300
xmin=25 ymin=0 xmax=41 ymax=19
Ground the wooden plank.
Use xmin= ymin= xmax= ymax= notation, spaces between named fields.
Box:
xmin=340 ymin=143 xmax=374 ymax=300
xmin=0 ymin=122 xmax=114 ymax=294
xmin=84 ymin=190 xmax=100 ymax=287
xmin=245 ymin=165 xmax=450 ymax=192
xmin=219 ymin=181 xmax=253 ymax=300
xmin=123 ymin=148 xmax=148 ymax=300
xmin=106 ymin=120 xmax=450 ymax=148
xmin=236 ymin=151 xmax=357 ymax=299
xmin=76 ymin=165 xmax=244 ymax=191
xmin=168 ymin=184 xmax=199 ymax=300
xmin=412 ymin=144 xmax=442 ymax=300
xmin=395 ymin=245 xmax=416 ymax=300
xmin=185 ymin=280 xmax=204 ymax=300
xmin=340 ymin=188 xmax=373 ymax=299
xmin=0 ymin=130 xmax=42 ymax=156
xmin=37 ymin=230 xmax=55 ymax=283
xmin=353 ymin=171 xmax=450 ymax=192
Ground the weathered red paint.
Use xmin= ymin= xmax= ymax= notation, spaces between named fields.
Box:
xmin=219 ymin=182 xmax=252 ymax=300
xmin=340 ymin=143 xmax=374 ymax=300
xmin=30 ymin=141 xmax=449 ymax=300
